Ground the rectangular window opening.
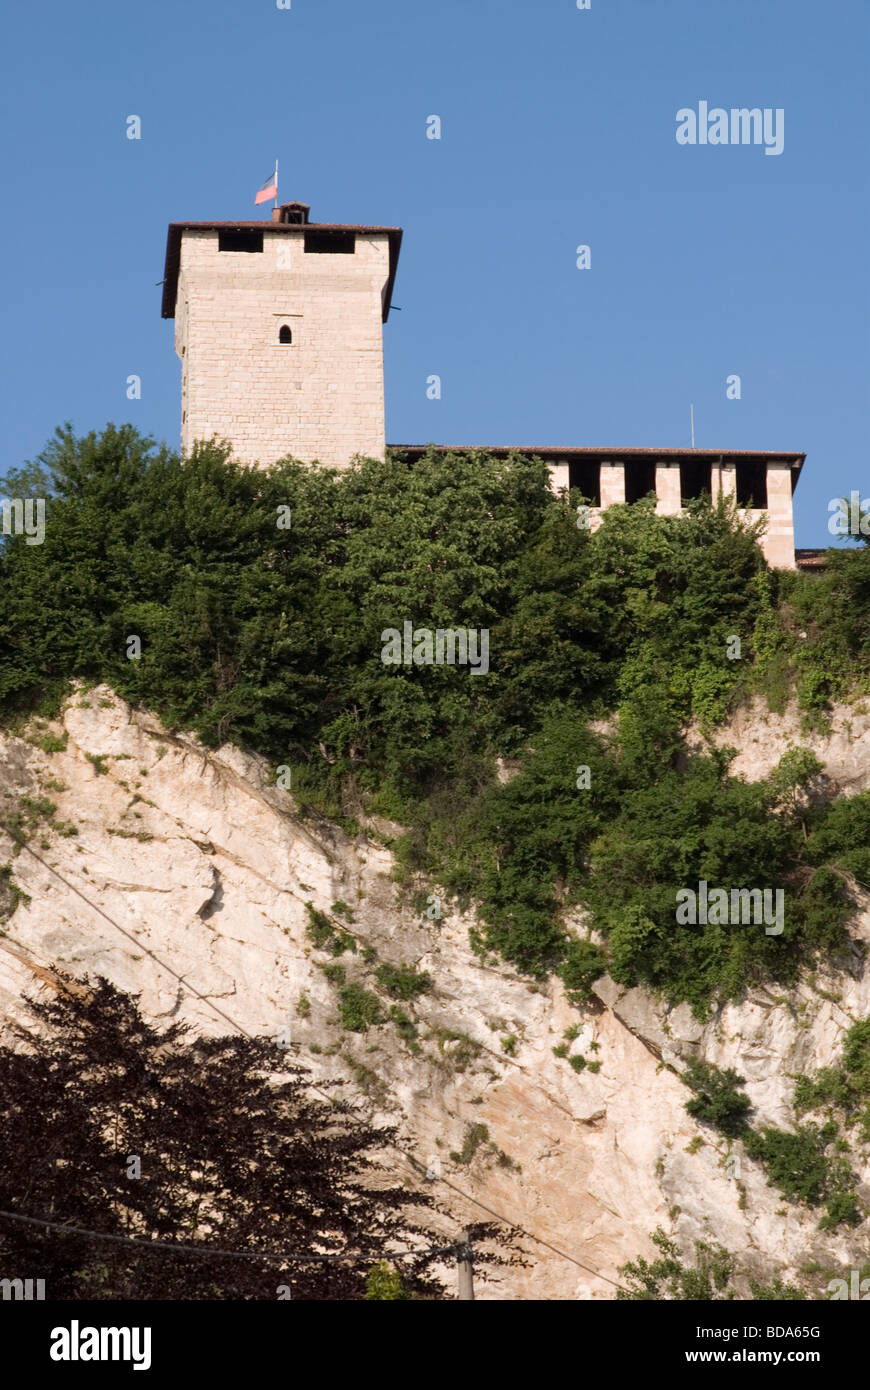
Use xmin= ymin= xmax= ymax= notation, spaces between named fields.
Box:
xmin=680 ymin=460 xmax=712 ymax=504
xmin=735 ymin=461 xmax=768 ymax=509
xmin=303 ymin=230 xmax=356 ymax=255
xmin=568 ymin=458 xmax=601 ymax=506
xmin=218 ymin=229 xmax=264 ymax=253
xmin=624 ymin=459 xmax=657 ymax=505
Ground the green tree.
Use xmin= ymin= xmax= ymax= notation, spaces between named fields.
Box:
xmin=683 ymin=1058 xmax=752 ymax=1138
xmin=617 ymin=1228 xmax=735 ymax=1301
xmin=0 ymin=425 xmax=864 ymax=1012
xmin=618 ymin=1228 xmax=806 ymax=1301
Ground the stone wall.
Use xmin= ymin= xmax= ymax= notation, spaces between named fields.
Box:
xmin=175 ymin=229 xmax=391 ymax=469
xmin=554 ymin=458 xmax=796 ymax=568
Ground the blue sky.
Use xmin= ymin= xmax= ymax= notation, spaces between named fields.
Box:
xmin=1 ymin=0 xmax=866 ymax=547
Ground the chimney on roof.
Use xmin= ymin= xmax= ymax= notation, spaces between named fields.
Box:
xmin=272 ymin=201 xmax=310 ymax=225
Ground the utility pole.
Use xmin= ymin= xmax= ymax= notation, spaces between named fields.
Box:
xmin=690 ymin=403 xmax=695 ymax=448
xmin=457 ymin=1229 xmax=475 ymax=1300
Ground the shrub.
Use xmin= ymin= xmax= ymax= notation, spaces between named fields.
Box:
xmin=683 ymin=1059 xmax=752 ymax=1138
xmin=338 ymin=985 xmax=384 ymax=1033
xmin=365 ymin=1262 xmax=409 ymax=1300
xmin=617 ymin=1228 xmax=735 ymax=1301
xmin=450 ymin=1123 xmax=489 ymax=1165
xmin=388 ymin=1006 xmax=419 ymax=1045
xmin=374 ymin=962 xmax=432 ymax=1000
xmin=793 ymin=1018 xmax=870 ymax=1145
xmin=304 ymin=903 xmax=334 ymax=951
xmin=557 ymin=939 xmax=608 ymax=1003
xmin=305 ymin=903 xmax=354 ymax=956
xmin=742 ymin=1121 xmax=860 ymax=1227
xmin=744 ymin=1124 xmax=833 ymax=1205
xmin=619 ymin=1228 xmax=808 ymax=1301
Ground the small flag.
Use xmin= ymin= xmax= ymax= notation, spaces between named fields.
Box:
xmin=255 ymin=166 xmax=278 ymax=205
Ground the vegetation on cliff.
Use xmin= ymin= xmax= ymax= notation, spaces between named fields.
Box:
xmin=2 ymin=425 xmax=869 ymax=1020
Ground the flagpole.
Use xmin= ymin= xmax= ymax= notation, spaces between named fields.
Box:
xmin=274 ymin=158 xmax=278 ymax=211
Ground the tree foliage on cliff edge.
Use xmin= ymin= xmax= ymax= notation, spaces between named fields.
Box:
xmin=1 ymin=425 xmax=868 ymax=1011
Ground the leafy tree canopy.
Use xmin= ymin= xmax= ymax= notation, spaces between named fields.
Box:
xmin=1 ymin=426 xmax=867 ymax=1012
xmin=0 ymin=978 xmax=471 ymax=1300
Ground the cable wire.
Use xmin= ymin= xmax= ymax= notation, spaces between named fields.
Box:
xmin=0 ymin=819 xmax=626 ymax=1291
xmin=0 ymin=1209 xmax=459 ymax=1265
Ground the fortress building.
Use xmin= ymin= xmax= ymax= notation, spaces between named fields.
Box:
xmin=392 ymin=445 xmax=803 ymax=570
xmin=162 ymin=201 xmax=401 ymax=470
xmin=162 ymin=202 xmax=803 ymax=569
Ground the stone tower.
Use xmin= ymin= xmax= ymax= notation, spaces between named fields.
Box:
xmin=161 ymin=202 xmax=402 ymax=469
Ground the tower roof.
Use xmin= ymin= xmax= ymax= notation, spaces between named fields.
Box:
xmin=161 ymin=214 xmax=403 ymax=321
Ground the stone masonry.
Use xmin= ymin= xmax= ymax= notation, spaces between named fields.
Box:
xmin=164 ymin=207 xmax=399 ymax=469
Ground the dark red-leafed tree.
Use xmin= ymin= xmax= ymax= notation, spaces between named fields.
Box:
xmin=0 ymin=977 xmax=505 ymax=1299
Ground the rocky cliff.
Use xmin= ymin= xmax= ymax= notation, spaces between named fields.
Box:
xmin=2 ymin=687 xmax=869 ymax=1299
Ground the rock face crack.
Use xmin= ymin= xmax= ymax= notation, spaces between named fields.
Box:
xmin=197 ymin=867 xmax=224 ymax=922
xmin=101 ymin=880 xmax=174 ymax=894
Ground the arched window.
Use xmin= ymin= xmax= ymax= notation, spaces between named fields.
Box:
xmin=278 ymin=325 xmax=292 ymax=344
